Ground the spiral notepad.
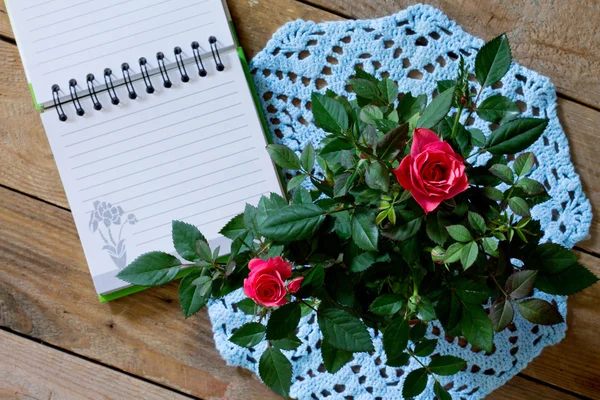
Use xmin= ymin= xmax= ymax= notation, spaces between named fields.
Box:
xmin=5 ymin=0 xmax=283 ymax=299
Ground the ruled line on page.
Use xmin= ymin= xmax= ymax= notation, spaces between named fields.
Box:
xmin=82 ymin=157 xmax=258 ymax=203
xmin=78 ymin=141 xmax=254 ymax=193
xmin=142 ymin=179 xmax=266 ymax=221
xmin=35 ymin=3 xmax=202 ymax=54
xmin=30 ymin=0 xmax=133 ymax=31
xmin=32 ymin=0 xmax=184 ymax=43
xmin=37 ymin=10 xmax=211 ymax=63
xmin=62 ymin=80 xmax=235 ymax=137
xmin=135 ymin=191 xmax=267 ymax=240
xmin=75 ymin=125 xmax=249 ymax=181
xmin=23 ymin=0 xmax=59 ymax=11
xmin=26 ymin=0 xmax=96 ymax=21
xmin=71 ymin=116 xmax=246 ymax=170
xmin=66 ymin=98 xmax=240 ymax=151
xmin=41 ymin=23 xmax=214 ymax=75
xmin=127 ymin=170 xmax=261 ymax=214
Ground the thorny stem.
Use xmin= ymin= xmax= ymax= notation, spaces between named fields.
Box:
xmin=300 ymin=299 xmax=318 ymax=313
xmin=407 ymin=348 xmax=440 ymax=384
xmin=450 ymin=103 xmax=464 ymax=140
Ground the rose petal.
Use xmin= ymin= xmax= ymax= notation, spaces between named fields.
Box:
xmin=411 ymin=128 xmax=441 ymax=155
xmin=393 ymin=155 xmax=414 ymax=190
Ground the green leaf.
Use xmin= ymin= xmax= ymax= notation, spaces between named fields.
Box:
xmin=365 ymin=162 xmax=390 ymax=192
xmin=295 ymin=265 xmax=325 ymax=298
xmin=428 ymin=355 xmax=466 ymax=376
xmin=287 ymin=173 xmax=307 ymax=192
xmin=444 ymin=243 xmax=465 ymax=263
xmin=535 ymin=262 xmax=599 ymax=295
xmin=436 ymin=291 xmax=462 ymax=335
xmin=334 ymin=172 xmax=354 ymax=198
xmin=383 ymin=317 xmax=409 ymax=360
xmin=508 ymin=197 xmax=531 ymax=217
xmin=172 ymin=221 xmax=205 ymax=262
xmin=454 ymin=279 xmax=491 ymax=304
xmin=461 ymin=304 xmax=494 ymax=352
xmin=386 ymin=352 xmax=410 ymax=367
xmin=369 ymin=294 xmax=405 ymax=316
xmin=272 ymin=335 xmax=302 ymax=350
xmin=321 ymin=340 xmax=354 ymax=373
xmin=461 ymin=242 xmax=479 ymax=270
xmin=349 ymin=251 xmax=378 ymax=273
xmin=379 ymin=78 xmax=398 ymax=104
xmin=230 ymin=322 xmax=266 ymax=348
xmin=476 ymin=94 xmax=520 ymax=124
xmin=311 ymin=92 xmax=349 ymax=134
xmin=527 ymin=243 xmax=578 ymax=274
xmin=349 ymin=78 xmax=379 ymax=99
xmin=219 ymin=213 xmax=245 ymax=240
xmin=376 ymin=123 xmax=409 ymax=161
xmin=195 ymin=239 xmax=212 ymax=263
xmin=446 ymin=225 xmax=473 ymax=242
xmin=517 ymin=298 xmax=564 ymax=325
xmin=486 ymin=118 xmax=549 ymax=155
xmin=513 ymin=152 xmax=536 ymax=177
xmin=190 ymin=275 xmax=212 ymax=297
xmin=467 ymin=211 xmax=487 ymax=235
xmin=410 ymin=322 xmax=427 ymax=343
xmin=258 ymin=204 xmax=325 ymax=242
xmin=413 ymin=339 xmax=437 ymax=357
xmin=333 ymin=211 xmax=352 ymax=240
xmin=470 ymin=128 xmax=486 ymax=148
xmin=483 ymin=187 xmax=504 ymax=201
xmin=381 ymin=211 xmax=422 ymax=242
xmin=482 ymin=237 xmax=499 ymax=256
xmin=416 ymin=86 xmax=455 ymax=129
xmin=516 ymin=178 xmax=545 ymax=195
xmin=352 ymin=209 xmax=379 ymax=251
xmin=437 ymin=79 xmax=456 ymax=93
xmin=300 ymin=142 xmax=315 ymax=172
xmin=506 ymin=270 xmax=537 ymax=299
xmin=489 ymin=298 xmax=514 ymax=332
xmin=235 ymin=298 xmax=256 ymax=315
xmin=117 ymin=252 xmax=181 ymax=287
xmin=318 ymin=308 xmax=374 ymax=352
xmin=426 ymin=212 xmax=450 ymax=245
xmin=398 ymin=93 xmax=427 ymax=122
xmin=259 ymin=347 xmax=292 ymax=398
xmin=489 ymin=164 xmax=514 ymax=184
xmin=266 ymin=302 xmax=302 ymax=340
xmin=475 ymin=33 xmax=512 ymax=87
xmin=293 ymin=186 xmax=312 ymax=205
xmin=402 ymin=368 xmax=428 ymax=399
xmin=434 ymin=381 xmax=452 ymax=400
xmin=266 ymin=144 xmax=301 ymax=170
xmin=178 ymin=269 xmax=207 ymax=318
xmin=360 ymin=105 xmax=384 ymax=125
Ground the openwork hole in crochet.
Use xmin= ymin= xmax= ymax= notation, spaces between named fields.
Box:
xmin=208 ymin=5 xmax=592 ymax=399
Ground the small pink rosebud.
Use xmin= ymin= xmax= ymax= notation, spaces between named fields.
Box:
xmin=460 ymin=97 xmax=467 ymax=105
xmin=287 ymin=277 xmax=304 ymax=293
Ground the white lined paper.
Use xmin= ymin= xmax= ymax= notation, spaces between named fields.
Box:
xmin=40 ymin=51 xmax=283 ymax=294
xmin=6 ymin=0 xmax=234 ymax=106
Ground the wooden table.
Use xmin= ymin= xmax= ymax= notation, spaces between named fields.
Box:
xmin=1 ymin=1 xmax=599 ymax=399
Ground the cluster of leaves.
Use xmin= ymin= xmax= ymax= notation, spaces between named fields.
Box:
xmin=116 ymin=34 xmax=598 ymax=399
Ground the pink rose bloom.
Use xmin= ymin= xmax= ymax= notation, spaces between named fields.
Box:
xmin=287 ymin=277 xmax=304 ymax=293
xmin=243 ymin=257 xmax=292 ymax=307
xmin=393 ymin=128 xmax=469 ymax=213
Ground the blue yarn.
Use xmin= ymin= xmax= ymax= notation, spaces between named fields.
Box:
xmin=208 ymin=4 xmax=592 ymax=399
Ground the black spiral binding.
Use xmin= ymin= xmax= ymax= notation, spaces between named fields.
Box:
xmin=209 ymin=36 xmax=225 ymax=71
xmin=174 ymin=47 xmax=190 ymax=82
xmin=191 ymin=41 xmax=207 ymax=77
xmin=52 ymin=36 xmax=226 ymax=121
xmin=86 ymin=74 xmax=103 ymax=110
xmin=68 ymin=79 xmax=85 ymax=116
xmin=156 ymin=52 xmax=173 ymax=88
xmin=103 ymin=68 xmax=120 ymax=105
xmin=138 ymin=57 xmax=155 ymax=94
xmin=121 ymin=63 xmax=138 ymax=100
xmin=51 ymin=84 xmax=68 ymax=122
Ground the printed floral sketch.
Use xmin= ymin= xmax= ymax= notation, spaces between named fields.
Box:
xmin=89 ymin=201 xmax=138 ymax=269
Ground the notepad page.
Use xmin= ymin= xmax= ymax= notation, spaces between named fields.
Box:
xmin=40 ymin=50 xmax=282 ymax=294
xmin=6 ymin=0 xmax=234 ymax=107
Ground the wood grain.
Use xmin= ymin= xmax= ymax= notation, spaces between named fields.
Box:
xmin=0 ymin=185 xmax=597 ymax=399
xmin=303 ymin=0 xmax=600 ymax=109
xmin=0 ymin=330 xmax=193 ymax=400
xmin=0 ymin=0 xmax=598 ymax=254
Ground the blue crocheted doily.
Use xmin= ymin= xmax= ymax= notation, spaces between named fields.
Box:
xmin=208 ymin=4 xmax=592 ymax=399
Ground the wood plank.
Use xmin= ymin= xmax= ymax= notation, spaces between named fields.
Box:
xmin=0 ymin=0 xmax=598 ymax=254
xmin=488 ymin=376 xmax=580 ymax=400
xmin=0 ymin=188 xmax=279 ymax=400
xmin=0 ymin=185 xmax=597 ymax=399
xmin=0 ymin=330 xmax=193 ymax=400
xmin=302 ymin=0 xmax=600 ymax=109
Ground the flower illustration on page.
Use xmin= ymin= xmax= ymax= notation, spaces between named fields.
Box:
xmin=89 ymin=201 xmax=138 ymax=269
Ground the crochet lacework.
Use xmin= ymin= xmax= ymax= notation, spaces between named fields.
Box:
xmin=208 ymin=4 xmax=592 ymax=399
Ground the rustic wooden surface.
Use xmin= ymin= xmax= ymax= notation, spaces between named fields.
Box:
xmin=0 ymin=0 xmax=598 ymax=399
